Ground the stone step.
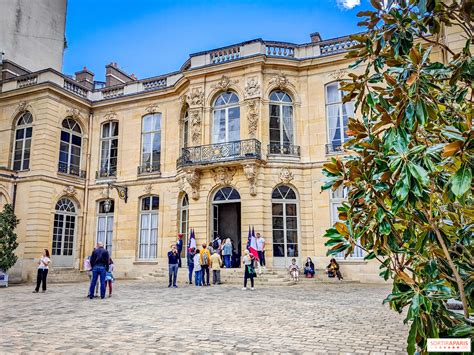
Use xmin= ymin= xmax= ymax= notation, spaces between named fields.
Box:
xmin=47 ymin=268 xmax=89 ymax=284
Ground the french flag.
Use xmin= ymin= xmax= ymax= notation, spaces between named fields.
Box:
xmin=247 ymin=225 xmax=259 ymax=261
xmin=188 ymin=228 xmax=196 ymax=251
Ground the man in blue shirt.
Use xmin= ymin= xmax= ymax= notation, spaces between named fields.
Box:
xmin=89 ymin=242 xmax=110 ymax=299
xmin=168 ymin=244 xmax=179 ymax=288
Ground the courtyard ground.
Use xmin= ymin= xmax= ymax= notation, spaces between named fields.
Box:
xmin=1 ymin=281 xmax=408 ymax=354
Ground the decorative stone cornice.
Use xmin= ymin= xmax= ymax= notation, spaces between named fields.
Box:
xmin=279 ymin=167 xmax=294 ymax=184
xmin=247 ymin=99 xmax=259 ymax=139
xmin=187 ymin=87 xmax=204 ymax=107
xmin=269 ymin=73 xmax=292 ymax=90
xmin=212 ymin=75 xmax=239 ymax=91
xmin=244 ymin=77 xmax=261 ymax=98
xmin=189 ymin=109 xmax=202 ymax=145
xmin=145 ymin=103 xmax=160 ymax=114
xmin=212 ymin=167 xmax=236 ymax=186
xmin=243 ymin=164 xmax=259 ymax=196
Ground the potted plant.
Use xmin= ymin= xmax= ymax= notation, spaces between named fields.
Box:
xmin=0 ymin=204 xmax=19 ymax=287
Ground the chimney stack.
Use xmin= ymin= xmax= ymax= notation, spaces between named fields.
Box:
xmin=310 ymin=32 xmax=322 ymax=43
xmin=75 ymin=66 xmax=94 ymax=90
xmin=105 ymin=62 xmax=136 ymax=87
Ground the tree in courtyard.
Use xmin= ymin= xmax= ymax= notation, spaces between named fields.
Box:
xmin=0 ymin=204 xmax=19 ymax=273
xmin=321 ymin=0 xmax=473 ymax=353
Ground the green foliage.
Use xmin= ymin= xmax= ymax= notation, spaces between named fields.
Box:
xmin=0 ymin=204 xmax=19 ymax=272
xmin=321 ymin=0 xmax=473 ymax=353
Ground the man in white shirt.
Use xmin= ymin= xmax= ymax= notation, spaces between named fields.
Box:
xmin=256 ymin=233 xmax=266 ymax=267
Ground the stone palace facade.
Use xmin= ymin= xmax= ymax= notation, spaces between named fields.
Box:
xmin=0 ymin=28 xmax=462 ymax=283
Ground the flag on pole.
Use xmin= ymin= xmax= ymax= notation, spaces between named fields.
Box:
xmin=247 ymin=225 xmax=259 ymax=261
xmin=188 ymin=228 xmax=196 ymax=251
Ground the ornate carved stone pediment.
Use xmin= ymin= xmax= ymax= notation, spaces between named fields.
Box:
xmin=187 ymin=87 xmax=204 ymax=107
xmin=212 ymin=167 xmax=236 ymax=186
xmin=243 ymin=164 xmax=259 ymax=196
xmin=190 ymin=109 xmax=202 ymax=145
xmin=279 ymin=167 xmax=294 ymax=184
xmin=212 ymin=75 xmax=239 ymax=91
xmin=145 ymin=103 xmax=160 ymax=114
xmin=104 ymin=111 xmax=117 ymax=121
xmin=144 ymin=184 xmax=153 ymax=194
xmin=63 ymin=185 xmax=77 ymax=196
xmin=247 ymin=99 xmax=259 ymax=139
xmin=17 ymin=101 xmax=31 ymax=114
xmin=66 ymin=107 xmax=83 ymax=120
xmin=269 ymin=73 xmax=292 ymax=90
xmin=329 ymin=69 xmax=348 ymax=81
xmin=244 ymin=77 xmax=261 ymax=98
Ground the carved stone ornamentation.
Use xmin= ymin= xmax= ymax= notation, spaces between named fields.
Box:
xmin=100 ymin=188 xmax=109 ymax=198
xmin=269 ymin=73 xmax=291 ymax=90
xmin=66 ymin=107 xmax=83 ymax=120
xmin=212 ymin=167 xmax=236 ymax=186
xmin=279 ymin=167 xmax=294 ymax=184
xmin=190 ymin=109 xmax=202 ymax=145
xmin=244 ymin=77 xmax=260 ymax=98
xmin=145 ymin=103 xmax=160 ymax=114
xmin=144 ymin=184 xmax=153 ymax=194
xmin=63 ymin=185 xmax=77 ymax=196
xmin=329 ymin=69 xmax=348 ymax=81
xmin=243 ymin=164 xmax=259 ymax=196
xmin=184 ymin=169 xmax=201 ymax=200
xmin=247 ymin=99 xmax=259 ymax=138
xmin=104 ymin=111 xmax=117 ymax=121
xmin=212 ymin=75 xmax=239 ymax=91
xmin=187 ymin=87 xmax=204 ymax=106
xmin=17 ymin=101 xmax=31 ymax=113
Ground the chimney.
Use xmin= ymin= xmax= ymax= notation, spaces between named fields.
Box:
xmin=310 ymin=32 xmax=322 ymax=43
xmin=105 ymin=62 xmax=136 ymax=87
xmin=75 ymin=66 xmax=94 ymax=90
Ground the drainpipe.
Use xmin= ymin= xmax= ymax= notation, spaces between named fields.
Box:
xmin=12 ymin=179 xmax=17 ymax=211
xmin=79 ymin=109 xmax=94 ymax=271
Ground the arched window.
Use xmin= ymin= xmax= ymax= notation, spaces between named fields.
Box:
xmin=272 ymin=185 xmax=299 ymax=266
xmin=138 ymin=195 xmax=159 ymax=259
xmin=97 ymin=200 xmax=114 ymax=251
xmin=52 ymin=198 xmax=77 ymax=266
xmin=325 ymin=82 xmax=354 ymax=153
xmin=212 ymin=91 xmax=240 ymax=143
xmin=140 ymin=113 xmax=161 ymax=173
xmin=99 ymin=121 xmax=119 ymax=177
xmin=58 ymin=118 xmax=83 ymax=176
xmin=269 ymin=91 xmax=295 ymax=155
xmin=12 ymin=111 xmax=33 ymax=171
xmin=179 ymin=194 xmax=189 ymax=255
xmin=181 ymin=108 xmax=189 ymax=149
xmin=213 ymin=187 xmax=241 ymax=202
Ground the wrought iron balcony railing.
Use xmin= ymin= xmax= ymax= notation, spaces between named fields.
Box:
xmin=268 ymin=143 xmax=300 ymax=157
xmin=325 ymin=142 xmax=345 ymax=155
xmin=96 ymin=167 xmax=117 ymax=179
xmin=137 ymin=163 xmax=160 ymax=175
xmin=177 ymin=139 xmax=262 ymax=167
xmin=58 ymin=162 xmax=86 ymax=178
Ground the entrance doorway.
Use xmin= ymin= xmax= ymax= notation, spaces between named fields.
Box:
xmin=212 ymin=187 xmax=241 ymax=267
xmin=52 ymin=198 xmax=77 ymax=267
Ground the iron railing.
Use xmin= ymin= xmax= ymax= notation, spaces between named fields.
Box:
xmin=137 ymin=162 xmax=160 ymax=175
xmin=268 ymin=143 xmax=300 ymax=157
xmin=177 ymin=139 xmax=262 ymax=167
xmin=325 ymin=143 xmax=345 ymax=155
xmin=57 ymin=162 xmax=86 ymax=178
xmin=96 ymin=167 xmax=117 ymax=179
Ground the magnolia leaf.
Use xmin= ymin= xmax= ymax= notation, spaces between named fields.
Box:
xmin=397 ymin=270 xmax=415 ymax=285
xmin=450 ymin=164 xmax=472 ymax=198
xmin=335 ymin=222 xmax=349 ymax=237
xmin=442 ymin=141 xmax=463 ymax=157
xmin=406 ymin=72 xmax=418 ymax=87
xmin=408 ymin=162 xmax=429 ymax=187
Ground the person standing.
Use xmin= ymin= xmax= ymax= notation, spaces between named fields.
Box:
xmin=210 ymin=250 xmax=222 ymax=285
xmin=168 ymin=244 xmax=179 ymax=288
xmin=200 ymin=243 xmax=211 ymax=286
xmin=176 ymin=234 xmax=184 ymax=268
xmin=242 ymin=249 xmax=255 ymax=290
xmin=256 ymin=233 xmax=266 ymax=267
xmin=33 ymin=249 xmax=51 ymax=293
xmin=222 ymin=238 xmax=232 ymax=268
xmin=193 ymin=248 xmax=203 ymax=286
xmin=105 ymin=258 xmax=115 ymax=297
xmin=84 ymin=255 xmax=98 ymax=297
xmin=89 ymin=242 xmax=110 ymax=299
xmin=187 ymin=247 xmax=195 ymax=284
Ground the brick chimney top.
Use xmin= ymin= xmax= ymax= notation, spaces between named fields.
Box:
xmin=105 ymin=62 xmax=136 ymax=87
xmin=310 ymin=32 xmax=322 ymax=43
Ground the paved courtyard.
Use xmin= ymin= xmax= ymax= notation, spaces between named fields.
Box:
xmin=1 ymin=281 xmax=408 ymax=354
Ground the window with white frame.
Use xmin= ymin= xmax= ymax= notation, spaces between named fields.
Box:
xmin=12 ymin=111 xmax=33 ymax=171
xmin=212 ymin=91 xmax=240 ymax=143
xmin=325 ymin=82 xmax=354 ymax=152
xmin=58 ymin=118 xmax=82 ymax=176
xmin=182 ymin=109 xmax=189 ymax=149
xmin=179 ymin=194 xmax=189 ymax=256
xmin=97 ymin=200 xmax=114 ymax=252
xmin=269 ymin=90 xmax=294 ymax=154
xmin=141 ymin=113 xmax=161 ymax=172
xmin=272 ymin=185 xmax=299 ymax=258
xmin=52 ymin=198 xmax=77 ymax=257
xmin=330 ymin=186 xmax=363 ymax=258
xmin=138 ymin=195 xmax=159 ymax=259
xmin=99 ymin=121 xmax=119 ymax=177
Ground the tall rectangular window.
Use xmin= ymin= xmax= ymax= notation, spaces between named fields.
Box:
xmin=13 ymin=112 xmax=33 ymax=171
xmin=97 ymin=200 xmax=114 ymax=252
xmin=99 ymin=121 xmax=119 ymax=177
xmin=139 ymin=196 xmax=159 ymax=259
xmin=325 ymin=82 xmax=354 ymax=153
xmin=141 ymin=113 xmax=161 ymax=173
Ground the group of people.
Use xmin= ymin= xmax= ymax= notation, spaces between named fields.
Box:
xmin=84 ymin=242 xmax=115 ymax=299
xmin=287 ymin=257 xmax=343 ymax=282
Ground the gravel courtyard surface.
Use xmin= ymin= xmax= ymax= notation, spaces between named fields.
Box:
xmin=1 ymin=281 xmax=408 ymax=354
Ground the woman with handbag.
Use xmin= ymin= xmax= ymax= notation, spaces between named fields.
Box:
xmin=33 ymin=249 xmax=51 ymax=293
xmin=242 ymin=249 xmax=255 ymax=290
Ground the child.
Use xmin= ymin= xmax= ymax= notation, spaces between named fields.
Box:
xmin=193 ymin=249 xmax=203 ymax=286
xmin=289 ymin=258 xmax=300 ymax=282
xmin=105 ymin=258 xmax=115 ymax=297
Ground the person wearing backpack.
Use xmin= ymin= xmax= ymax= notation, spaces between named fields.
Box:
xmin=200 ymin=243 xmax=211 ymax=286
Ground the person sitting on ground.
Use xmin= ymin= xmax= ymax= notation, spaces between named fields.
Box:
xmin=193 ymin=249 xmax=202 ymax=286
xmin=304 ymin=257 xmax=315 ymax=278
xmin=288 ymin=258 xmax=300 ymax=282
xmin=326 ymin=258 xmax=343 ymax=280
xmin=210 ymin=250 xmax=222 ymax=285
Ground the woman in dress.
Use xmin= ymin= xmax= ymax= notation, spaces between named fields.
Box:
xmin=33 ymin=249 xmax=51 ymax=293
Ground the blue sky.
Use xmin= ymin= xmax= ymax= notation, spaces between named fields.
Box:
xmin=63 ymin=0 xmax=371 ymax=80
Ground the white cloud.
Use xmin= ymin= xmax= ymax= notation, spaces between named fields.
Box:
xmin=336 ymin=0 xmax=361 ymax=9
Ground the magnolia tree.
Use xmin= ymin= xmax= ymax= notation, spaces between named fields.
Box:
xmin=321 ymin=0 xmax=473 ymax=353
xmin=0 ymin=204 xmax=19 ymax=273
